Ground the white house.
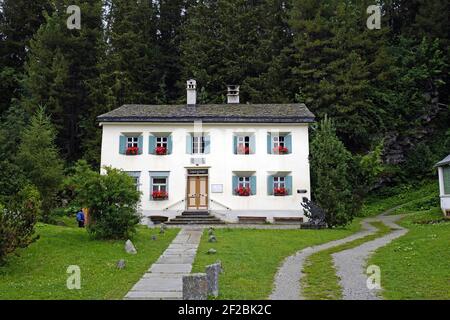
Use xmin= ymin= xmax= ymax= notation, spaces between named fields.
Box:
xmin=97 ymin=80 xmax=315 ymax=223
xmin=435 ymin=154 xmax=450 ymax=217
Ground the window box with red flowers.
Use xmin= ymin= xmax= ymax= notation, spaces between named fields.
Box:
xmin=152 ymin=191 xmax=168 ymax=200
xmin=237 ymin=146 xmax=251 ymax=155
xmin=273 ymin=146 xmax=289 ymax=154
xmin=235 ymin=187 xmax=251 ymax=196
xmin=155 ymin=146 xmax=167 ymax=155
xmin=273 ymin=187 xmax=288 ymax=196
xmin=126 ymin=146 xmax=139 ymax=155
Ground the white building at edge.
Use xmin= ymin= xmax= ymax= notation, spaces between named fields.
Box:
xmin=97 ymin=80 xmax=315 ymax=223
xmin=435 ymin=154 xmax=450 ymax=217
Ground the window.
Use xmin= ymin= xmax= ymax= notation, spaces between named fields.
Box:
xmin=273 ymin=177 xmax=285 ymax=189
xmin=192 ymin=136 xmax=205 ymax=154
xmin=237 ymin=136 xmax=250 ymax=154
xmin=444 ymin=166 xmax=450 ymax=195
xmin=238 ymin=176 xmax=250 ymax=189
xmin=156 ymin=136 xmax=168 ymax=148
xmin=125 ymin=172 xmax=140 ymax=191
xmin=127 ymin=136 xmax=139 ymax=148
xmin=272 ymin=135 xmax=285 ymax=149
xmin=152 ymin=177 xmax=167 ymax=192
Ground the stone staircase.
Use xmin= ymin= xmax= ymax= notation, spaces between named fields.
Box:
xmin=166 ymin=211 xmax=226 ymax=225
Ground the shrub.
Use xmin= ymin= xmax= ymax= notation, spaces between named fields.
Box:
xmin=65 ymin=161 xmax=141 ymax=239
xmin=0 ymin=185 xmax=41 ymax=264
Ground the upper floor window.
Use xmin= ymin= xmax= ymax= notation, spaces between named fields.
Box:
xmin=267 ymin=133 xmax=292 ymax=154
xmin=149 ymin=134 xmax=172 ymax=155
xmin=119 ymin=134 xmax=143 ymax=155
xmin=186 ymin=133 xmax=210 ymax=154
xmin=234 ymin=134 xmax=255 ymax=154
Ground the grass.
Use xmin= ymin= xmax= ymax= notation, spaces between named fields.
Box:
xmin=360 ymin=181 xmax=438 ymax=217
xmin=191 ymin=219 xmax=362 ymax=299
xmin=0 ymin=223 xmax=178 ymax=299
xmin=301 ymin=221 xmax=392 ymax=300
xmin=369 ymin=207 xmax=450 ymax=300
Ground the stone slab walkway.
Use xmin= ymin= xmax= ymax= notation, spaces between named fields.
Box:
xmin=124 ymin=228 xmax=203 ymax=300
xmin=332 ymin=214 xmax=407 ymax=300
xmin=269 ymin=219 xmax=378 ymax=300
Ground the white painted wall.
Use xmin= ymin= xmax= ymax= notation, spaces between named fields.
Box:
xmin=99 ymin=122 xmax=311 ymax=222
xmin=437 ymin=167 xmax=450 ymax=215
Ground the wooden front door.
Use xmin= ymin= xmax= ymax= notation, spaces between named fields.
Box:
xmin=187 ymin=176 xmax=208 ymax=210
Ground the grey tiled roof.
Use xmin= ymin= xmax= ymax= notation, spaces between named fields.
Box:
xmin=97 ymin=104 xmax=315 ymax=123
xmin=435 ymin=154 xmax=450 ymax=167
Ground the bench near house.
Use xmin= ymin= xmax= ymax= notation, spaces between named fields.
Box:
xmin=436 ymin=154 xmax=450 ymax=217
xmin=97 ymin=80 xmax=315 ymax=224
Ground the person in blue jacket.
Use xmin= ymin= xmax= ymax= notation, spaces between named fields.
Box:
xmin=76 ymin=209 xmax=85 ymax=228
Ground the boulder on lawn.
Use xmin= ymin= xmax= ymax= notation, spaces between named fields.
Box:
xmin=151 ymin=235 xmax=157 ymax=241
xmin=207 ymin=248 xmax=217 ymax=255
xmin=208 ymin=235 xmax=217 ymax=243
xmin=207 ymin=227 xmax=215 ymax=236
xmin=116 ymin=259 xmax=126 ymax=269
xmin=125 ymin=239 xmax=137 ymax=254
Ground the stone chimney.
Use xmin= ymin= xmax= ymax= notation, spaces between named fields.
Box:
xmin=227 ymin=85 xmax=239 ymax=104
xmin=187 ymin=79 xmax=197 ymax=105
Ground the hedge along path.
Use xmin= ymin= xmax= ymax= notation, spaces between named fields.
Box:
xmin=332 ymin=214 xmax=408 ymax=300
xmin=301 ymin=221 xmax=392 ymax=300
xmin=269 ymin=218 xmax=379 ymax=300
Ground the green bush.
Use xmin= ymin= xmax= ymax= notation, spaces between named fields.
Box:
xmin=0 ymin=185 xmax=41 ymax=264
xmin=65 ymin=161 xmax=141 ymax=239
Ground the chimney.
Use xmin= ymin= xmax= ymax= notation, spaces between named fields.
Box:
xmin=187 ymin=79 xmax=197 ymax=105
xmin=227 ymin=85 xmax=240 ymax=104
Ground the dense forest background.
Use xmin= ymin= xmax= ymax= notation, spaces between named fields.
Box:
xmin=0 ymin=0 xmax=448 ymax=209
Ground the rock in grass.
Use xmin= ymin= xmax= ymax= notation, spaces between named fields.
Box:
xmin=116 ymin=259 xmax=126 ymax=269
xmin=125 ymin=239 xmax=137 ymax=254
xmin=207 ymin=227 xmax=214 ymax=236
xmin=151 ymin=235 xmax=157 ymax=241
xmin=207 ymin=248 xmax=217 ymax=255
xmin=208 ymin=235 xmax=217 ymax=243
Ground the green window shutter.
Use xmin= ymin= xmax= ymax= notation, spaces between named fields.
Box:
xmin=138 ymin=136 xmax=143 ymax=154
xmin=267 ymin=133 xmax=272 ymax=154
xmin=167 ymin=135 xmax=173 ymax=154
xmin=186 ymin=134 xmax=192 ymax=154
xmin=119 ymin=135 xmax=126 ymax=154
xmin=250 ymin=176 xmax=257 ymax=195
xmin=267 ymin=175 xmax=274 ymax=195
xmin=285 ymin=133 xmax=292 ymax=154
xmin=285 ymin=176 xmax=293 ymax=195
xmin=149 ymin=135 xmax=156 ymax=154
xmin=204 ymin=134 xmax=210 ymax=154
xmin=233 ymin=136 xmax=237 ymax=154
xmin=444 ymin=167 xmax=450 ymax=195
xmin=232 ymin=175 xmax=238 ymax=195
xmin=249 ymin=135 xmax=256 ymax=154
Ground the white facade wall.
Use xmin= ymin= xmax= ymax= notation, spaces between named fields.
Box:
xmin=437 ymin=167 xmax=450 ymax=215
xmin=99 ymin=122 xmax=311 ymax=222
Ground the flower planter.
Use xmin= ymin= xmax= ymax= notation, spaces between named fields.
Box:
xmin=237 ymin=146 xmax=251 ymax=155
xmin=155 ymin=146 xmax=167 ymax=155
xmin=126 ymin=147 xmax=139 ymax=155
xmin=152 ymin=191 xmax=168 ymax=200
xmin=273 ymin=146 xmax=288 ymax=154
xmin=274 ymin=188 xmax=288 ymax=196
xmin=235 ymin=187 xmax=251 ymax=196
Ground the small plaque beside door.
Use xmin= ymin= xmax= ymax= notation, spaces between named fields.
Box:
xmin=211 ymin=184 xmax=223 ymax=193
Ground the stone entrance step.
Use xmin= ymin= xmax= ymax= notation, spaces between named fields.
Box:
xmin=167 ymin=211 xmax=226 ymax=225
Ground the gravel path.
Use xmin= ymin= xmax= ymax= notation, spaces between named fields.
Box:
xmin=332 ymin=214 xmax=407 ymax=300
xmin=269 ymin=218 xmax=379 ymax=300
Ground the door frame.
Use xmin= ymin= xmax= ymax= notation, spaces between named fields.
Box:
xmin=185 ymin=168 xmax=209 ymax=211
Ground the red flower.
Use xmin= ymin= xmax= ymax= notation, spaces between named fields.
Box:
xmin=235 ymin=187 xmax=251 ymax=196
xmin=274 ymin=187 xmax=288 ymax=196
xmin=155 ymin=146 xmax=167 ymax=155
xmin=273 ymin=146 xmax=288 ymax=154
xmin=152 ymin=191 xmax=168 ymax=199
xmin=126 ymin=146 xmax=139 ymax=155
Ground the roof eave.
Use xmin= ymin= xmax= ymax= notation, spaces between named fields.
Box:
xmin=96 ymin=116 xmax=316 ymax=123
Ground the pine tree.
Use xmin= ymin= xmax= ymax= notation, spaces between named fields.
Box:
xmin=17 ymin=106 xmax=64 ymax=217
xmin=309 ymin=116 xmax=356 ymax=227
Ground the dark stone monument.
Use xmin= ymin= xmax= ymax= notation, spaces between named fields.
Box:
xmin=300 ymin=197 xmax=327 ymax=229
xmin=182 ymin=273 xmax=208 ymax=300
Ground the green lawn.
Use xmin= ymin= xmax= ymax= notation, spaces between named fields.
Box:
xmin=301 ymin=221 xmax=392 ymax=300
xmin=191 ymin=220 xmax=362 ymax=299
xmin=0 ymin=223 xmax=178 ymax=299
xmin=369 ymin=208 xmax=450 ymax=300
